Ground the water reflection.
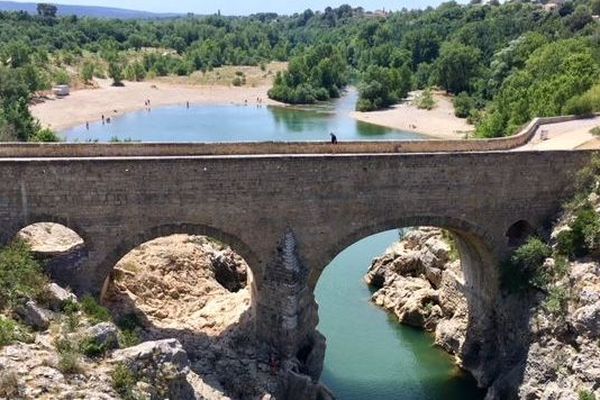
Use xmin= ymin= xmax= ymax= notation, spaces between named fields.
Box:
xmin=63 ymin=89 xmax=423 ymax=143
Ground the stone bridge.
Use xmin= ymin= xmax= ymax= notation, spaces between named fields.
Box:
xmin=0 ymin=146 xmax=595 ymax=393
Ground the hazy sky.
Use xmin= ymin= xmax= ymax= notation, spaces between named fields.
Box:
xmin=9 ymin=0 xmax=449 ymax=15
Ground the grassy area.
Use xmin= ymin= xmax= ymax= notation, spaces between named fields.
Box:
xmin=157 ymin=62 xmax=287 ymax=87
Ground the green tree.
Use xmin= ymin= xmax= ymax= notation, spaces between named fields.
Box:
xmin=108 ymin=62 xmax=124 ymax=86
xmin=434 ymin=42 xmax=481 ymax=94
xmin=37 ymin=3 xmax=58 ymax=18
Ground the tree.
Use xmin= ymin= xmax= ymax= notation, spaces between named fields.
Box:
xmin=592 ymin=0 xmax=600 ymax=15
xmin=434 ymin=42 xmax=481 ymax=94
xmin=37 ymin=3 xmax=57 ymax=18
xmin=81 ymin=61 xmax=95 ymax=83
xmin=108 ymin=62 xmax=124 ymax=86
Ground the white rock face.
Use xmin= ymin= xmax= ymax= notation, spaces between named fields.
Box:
xmin=365 ymin=227 xmax=468 ymax=355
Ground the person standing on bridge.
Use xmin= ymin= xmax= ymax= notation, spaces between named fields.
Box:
xmin=330 ymin=132 xmax=338 ymax=144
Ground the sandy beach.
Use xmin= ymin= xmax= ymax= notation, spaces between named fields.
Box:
xmin=31 ymin=78 xmax=281 ymax=132
xmin=351 ymin=91 xmax=473 ymax=139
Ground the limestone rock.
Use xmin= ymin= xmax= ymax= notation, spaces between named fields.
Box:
xmin=85 ymin=322 xmax=119 ymax=351
xmin=15 ymin=300 xmax=52 ymax=331
xmin=46 ymin=283 xmax=77 ymax=311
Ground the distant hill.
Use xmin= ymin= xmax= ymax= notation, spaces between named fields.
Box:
xmin=0 ymin=1 xmax=181 ymax=19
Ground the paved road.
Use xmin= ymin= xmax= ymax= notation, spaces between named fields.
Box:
xmin=515 ymin=116 xmax=600 ymax=151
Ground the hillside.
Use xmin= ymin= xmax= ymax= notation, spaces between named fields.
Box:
xmin=0 ymin=1 xmax=180 ymax=19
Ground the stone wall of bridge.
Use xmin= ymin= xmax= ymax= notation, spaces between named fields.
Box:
xmin=0 ymin=149 xmax=595 ymax=383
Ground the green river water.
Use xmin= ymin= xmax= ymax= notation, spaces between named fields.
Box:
xmin=316 ymin=230 xmax=485 ymax=400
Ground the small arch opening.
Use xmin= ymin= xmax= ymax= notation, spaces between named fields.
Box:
xmin=15 ymin=222 xmax=88 ymax=287
xmin=506 ymin=220 xmax=534 ymax=247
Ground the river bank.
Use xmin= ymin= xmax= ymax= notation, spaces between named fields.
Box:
xmin=351 ymin=91 xmax=473 ymax=140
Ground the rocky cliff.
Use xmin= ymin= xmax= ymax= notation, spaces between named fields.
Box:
xmin=365 ymin=217 xmax=600 ymax=400
xmin=1 ymin=231 xmax=282 ymax=400
xmin=364 ymin=227 xmax=469 ymax=359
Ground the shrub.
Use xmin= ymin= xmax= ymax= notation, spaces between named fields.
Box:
xmin=556 ymin=206 xmax=600 ymax=258
xmin=0 ymin=371 xmax=20 ymax=398
xmin=232 ymin=76 xmax=245 ymax=86
xmin=79 ymin=337 xmax=107 ymax=358
xmin=501 ymin=237 xmax=552 ymax=292
xmin=58 ymin=350 xmax=83 ymax=374
xmin=80 ymin=295 xmax=111 ymax=324
xmin=81 ymin=61 xmax=95 ymax=83
xmin=116 ymin=313 xmax=142 ymax=331
xmin=591 ymin=127 xmax=600 ymax=137
xmin=0 ymin=240 xmax=49 ymax=310
xmin=453 ymin=92 xmax=475 ymax=118
xmin=579 ymin=390 xmax=597 ymax=400
xmin=111 ymin=363 xmax=138 ymax=399
xmin=32 ymin=128 xmax=60 ymax=142
xmin=416 ymin=89 xmax=436 ymax=110
xmin=545 ymin=285 xmax=570 ymax=316
xmin=0 ymin=316 xmax=33 ymax=347
xmin=119 ymin=329 xmax=141 ymax=348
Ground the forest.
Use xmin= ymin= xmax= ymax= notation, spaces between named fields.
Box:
xmin=0 ymin=0 xmax=599 ymax=141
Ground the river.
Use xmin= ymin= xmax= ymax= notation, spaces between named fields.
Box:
xmin=61 ymin=89 xmax=423 ymax=142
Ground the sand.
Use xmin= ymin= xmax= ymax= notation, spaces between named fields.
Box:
xmin=31 ymin=78 xmax=281 ymax=132
xmin=351 ymin=91 xmax=474 ymax=139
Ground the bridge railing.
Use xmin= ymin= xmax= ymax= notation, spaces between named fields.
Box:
xmin=0 ymin=114 xmax=596 ymax=158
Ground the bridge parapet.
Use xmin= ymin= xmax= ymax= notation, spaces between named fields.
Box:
xmin=0 ymin=115 xmax=595 ymax=158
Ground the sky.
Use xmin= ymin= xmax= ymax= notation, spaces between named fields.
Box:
xmin=8 ymin=0 xmax=449 ymax=15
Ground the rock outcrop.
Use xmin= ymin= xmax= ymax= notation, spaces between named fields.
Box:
xmin=365 ymin=227 xmax=469 ymax=357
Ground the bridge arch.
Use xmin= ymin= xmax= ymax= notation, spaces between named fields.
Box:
xmin=312 ymin=215 xmax=499 ymax=304
xmin=95 ymin=222 xmax=261 ymax=296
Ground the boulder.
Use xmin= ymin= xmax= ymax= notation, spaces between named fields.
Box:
xmin=46 ymin=283 xmax=77 ymax=312
xmin=15 ymin=301 xmax=51 ymax=331
xmin=112 ymin=339 xmax=197 ymax=400
xmin=112 ymin=339 xmax=189 ymax=370
xmin=85 ymin=322 xmax=119 ymax=350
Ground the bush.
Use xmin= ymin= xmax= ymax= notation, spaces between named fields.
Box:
xmin=555 ymin=206 xmax=600 ymax=258
xmin=79 ymin=336 xmax=107 ymax=358
xmin=232 ymin=76 xmax=245 ymax=86
xmin=544 ymin=285 xmax=570 ymax=316
xmin=564 ymin=83 xmax=600 ymax=116
xmin=111 ymin=363 xmax=138 ymax=399
xmin=416 ymin=89 xmax=436 ymax=110
xmin=58 ymin=350 xmax=83 ymax=374
xmin=501 ymin=237 xmax=552 ymax=292
xmin=119 ymin=329 xmax=141 ymax=348
xmin=32 ymin=128 xmax=60 ymax=142
xmin=591 ymin=127 xmax=600 ymax=137
xmin=80 ymin=295 xmax=111 ymax=324
xmin=453 ymin=92 xmax=475 ymax=118
xmin=579 ymin=390 xmax=597 ymax=400
xmin=81 ymin=61 xmax=95 ymax=83
xmin=0 ymin=240 xmax=48 ymax=310
xmin=0 ymin=371 xmax=20 ymax=398
xmin=0 ymin=316 xmax=33 ymax=347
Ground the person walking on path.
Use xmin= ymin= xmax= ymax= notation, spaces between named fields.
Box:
xmin=330 ymin=132 xmax=338 ymax=144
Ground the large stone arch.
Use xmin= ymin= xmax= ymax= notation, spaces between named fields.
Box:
xmin=94 ymin=222 xmax=262 ymax=299
xmin=307 ymin=214 xmax=503 ymax=386
xmin=313 ymin=214 xmax=498 ymax=299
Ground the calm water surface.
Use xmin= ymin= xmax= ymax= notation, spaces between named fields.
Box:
xmin=316 ymin=230 xmax=485 ymax=400
xmin=62 ymin=90 xmax=423 ymax=142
